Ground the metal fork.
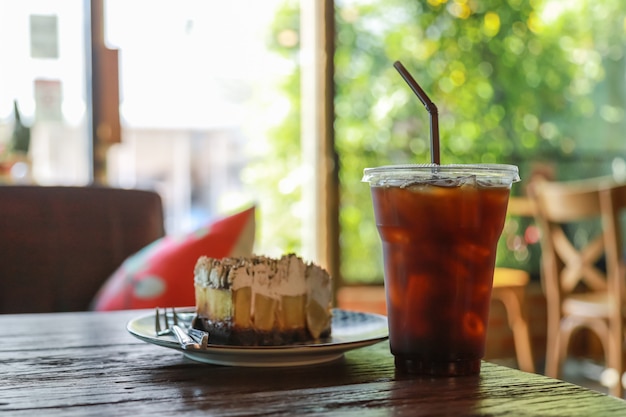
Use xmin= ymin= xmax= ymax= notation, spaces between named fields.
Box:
xmin=155 ymin=307 xmax=209 ymax=350
xmin=155 ymin=307 xmax=179 ymax=336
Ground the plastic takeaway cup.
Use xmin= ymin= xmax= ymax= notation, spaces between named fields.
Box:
xmin=362 ymin=164 xmax=520 ymax=376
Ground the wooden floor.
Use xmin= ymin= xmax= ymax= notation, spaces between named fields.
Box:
xmin=562 ymin=359 xmax=609 ymax=395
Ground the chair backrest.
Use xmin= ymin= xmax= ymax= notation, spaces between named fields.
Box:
xmin=507 ymin=196 xmax=535 ymax=218
xmin=599 ymin=183 xmax=626 ymax=304
xmin=530 ymin=178 xmax=624 ymax=308
xmin=0 ymin=186 xmax=165 ymax=313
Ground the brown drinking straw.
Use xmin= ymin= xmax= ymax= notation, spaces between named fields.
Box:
xmin=393 ymin=61 xmax=441 ymax=165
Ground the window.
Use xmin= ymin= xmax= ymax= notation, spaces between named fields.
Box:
xmin=104 ymin=0 xmax=291 ymax=234
xmin=332 ymin=0 xmax=626 ymax=284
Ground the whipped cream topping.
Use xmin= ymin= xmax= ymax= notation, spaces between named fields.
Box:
xmin=194 ymin=254 xmax=329 ymax=302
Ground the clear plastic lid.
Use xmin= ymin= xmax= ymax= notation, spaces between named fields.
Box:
xmin=362 ymin=164 xmax=520 ymax=187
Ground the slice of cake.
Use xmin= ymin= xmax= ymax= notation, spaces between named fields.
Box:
xmin=193 ymin=254 xmax=333 ymax=346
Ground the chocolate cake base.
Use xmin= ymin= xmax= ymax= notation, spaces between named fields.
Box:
xmin=193 ymin=315 xmax=331 ymax=346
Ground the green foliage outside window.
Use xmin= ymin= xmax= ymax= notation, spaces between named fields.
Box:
xmin=248 ymin=0 xmax=626 ymax=284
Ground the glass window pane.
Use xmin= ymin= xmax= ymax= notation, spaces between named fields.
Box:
xmin=335 ymin=0 xmax=626 ymax=284
xmin=104 ymin=0 xmax=302 ymax=258
xmin=0 ymin=0 xmax=89 ymax=185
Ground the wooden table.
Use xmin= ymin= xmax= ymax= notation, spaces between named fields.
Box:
xmin=2 ymin=310 xmax=626 ymax=416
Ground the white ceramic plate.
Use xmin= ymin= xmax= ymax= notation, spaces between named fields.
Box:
xmin=127 ymin=308 xmax=388 ymax=367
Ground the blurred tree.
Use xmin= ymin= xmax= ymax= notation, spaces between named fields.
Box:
xmin=249 ymin=0 xmax=626 ymax=283
xmin=242 ymin=0 xmax=302 ymax=256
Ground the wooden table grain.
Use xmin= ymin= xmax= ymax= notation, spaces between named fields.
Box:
xmin=2 ymin=310 xmax=626 ymax=416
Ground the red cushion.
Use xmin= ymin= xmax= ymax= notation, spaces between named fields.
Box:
xmin=91 ymin=206 xmax=255 ymax=310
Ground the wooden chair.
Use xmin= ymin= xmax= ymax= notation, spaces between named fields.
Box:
xmin=530 ymin=178 xmax=626 ymax=397
xmin=0 ymin=185 xmax=165 ymax=313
